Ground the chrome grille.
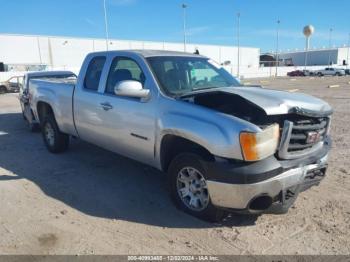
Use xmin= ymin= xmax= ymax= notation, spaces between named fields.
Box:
xmin=278 ymin=117 xmax=329 ymax=159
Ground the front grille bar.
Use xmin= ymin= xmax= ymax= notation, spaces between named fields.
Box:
xmin=278 ymin=120 xmax=324 ymax=160
xmin=292 ymin=121 xmax=327 ymax=131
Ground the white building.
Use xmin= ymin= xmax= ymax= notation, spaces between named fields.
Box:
xmin=0 ymin=34 xmax=260 ymax=77
xmin=278 ymin=47 xmax=350 ymax=67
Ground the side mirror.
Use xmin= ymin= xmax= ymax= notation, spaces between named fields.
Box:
xmin=114 ymin=80 xmax=150 ymax=99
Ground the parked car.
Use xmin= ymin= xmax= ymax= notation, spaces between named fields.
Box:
xmin=19 ymin=71 xmax=76 ymax=131
xmin=25 ymin=50 xmax=332 ymax=221
xmin=287 ymin=70 xmax=314 ymax=77
xmin=287 ymin=70 xmax=305 ymax=77
xmin=315 ymin=67 xmax=345 ymax=76
xmin=0 ymin=75 xmax=24 ymax=94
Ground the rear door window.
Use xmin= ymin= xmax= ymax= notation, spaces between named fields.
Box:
xmin=84 ymin=56 xmax=106 ymax=91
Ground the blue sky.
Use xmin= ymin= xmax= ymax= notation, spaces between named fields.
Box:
xmin=1 ymin=0 xmax=350 ymax=52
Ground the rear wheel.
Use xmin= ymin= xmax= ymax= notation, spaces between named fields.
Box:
xmin=168 ymin=153 xmax=226 ymax=222
xmin=317 ymin=72 xmax=323 ymax=77
xmin=41 ymin=114 xmax=69 ymax=153
xmin=0 ymin=86 xmax=7 ymax=94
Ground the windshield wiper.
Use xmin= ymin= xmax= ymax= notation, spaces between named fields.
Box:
xmin=176 ymin=87 xmax=219 ymax=98
xmin=192 ymin=86 xmax=218 ymax=91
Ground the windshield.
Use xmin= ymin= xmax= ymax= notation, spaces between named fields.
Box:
xmin=147 ymin=56 xmax=240 ymax=96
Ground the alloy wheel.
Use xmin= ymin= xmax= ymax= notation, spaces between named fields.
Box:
xmin=176 ymin=167 xmax=209 ymax=211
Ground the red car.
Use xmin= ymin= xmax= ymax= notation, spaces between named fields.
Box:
xmin=287 ymin=70 xmax=305 ymax=77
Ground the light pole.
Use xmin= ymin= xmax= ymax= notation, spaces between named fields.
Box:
xmin=347 ymin=33 xmax=350 ymax=69
xmin=236 ymin=12 xmax=241 ymax=79
xmin=328 ymin=28 xmax=333 ymax=66
xmin=62 ymin=41 xmax=68 ymax=69
xmin=36 ymin=37 xmax=42 ymax=64
xmin=103 ymin=0 xmax=110 ymax=51
xmin=275 ymin=20 xmax=280 ymax=77
xmin=48 ymin=37 xmax=54 ymax=69
xmin=182 ymin=3 xmax=187 ymax=52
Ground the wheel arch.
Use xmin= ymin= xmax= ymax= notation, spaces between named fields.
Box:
xmin=0 ymin=85 xmax=8 ymax=92
xmin=36 ymin=101 xmax=55 ymax=124
xmin=159 ymin=134 xmax=215 ymax=172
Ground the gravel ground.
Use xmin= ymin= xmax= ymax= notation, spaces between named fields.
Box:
xmin=0 ymin=76 xmax=349 ymax=255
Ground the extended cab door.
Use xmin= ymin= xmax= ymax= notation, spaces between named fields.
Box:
xmin=73 ymin=55 xmax=108 ymax=147
xmin=74 ymin=53 xmax=157 ymax=165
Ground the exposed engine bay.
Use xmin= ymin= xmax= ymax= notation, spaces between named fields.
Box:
xmin=181 ymin=91 xmax=331 ymax=158
xmin=181 ymin=91 xmax=278 ymax=126
xmin=181 ymin=91 xmax=329 ymax=127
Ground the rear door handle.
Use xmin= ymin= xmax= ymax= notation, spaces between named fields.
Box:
xmin=100 ymin=102 xmax=113 ymax=111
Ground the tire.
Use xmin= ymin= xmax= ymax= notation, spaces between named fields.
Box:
xmin=168 ymin=153 xmax=226 ymax=222
xmin=41 ymin=114 xmax=69 ymax=153
xmin=317 ymin=72 xmax=323 ymax=77
xmin=0 ymin=86 xmax=7 ymax=94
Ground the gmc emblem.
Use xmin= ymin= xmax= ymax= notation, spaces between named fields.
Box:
xmin=306 ymin=131 xmax=321 ymax=144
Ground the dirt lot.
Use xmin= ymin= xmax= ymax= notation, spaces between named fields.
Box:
xmin=0 ymin=76 xmax=349 ymax=255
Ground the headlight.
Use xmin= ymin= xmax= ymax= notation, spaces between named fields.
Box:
xmin=239 ymin=124 xmax=280 ymax=161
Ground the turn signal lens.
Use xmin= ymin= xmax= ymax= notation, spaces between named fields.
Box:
xmin=240 ymin=124 xmax=279 ymax=161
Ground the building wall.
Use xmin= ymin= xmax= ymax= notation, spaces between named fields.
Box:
xmin=337 ymin=47 xmax=350 ymax=65
xmin=0 ymin=34 xmax=259 ymax=78
xmin=278 ymin=49 xmax=339 ymax=66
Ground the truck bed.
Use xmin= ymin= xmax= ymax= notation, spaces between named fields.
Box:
xmin=29 ymin=78 xmax=77 ymax=136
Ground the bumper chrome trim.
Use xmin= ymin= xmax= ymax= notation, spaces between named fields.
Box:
xmin=207 ymin=154 xmax=328 ymax=210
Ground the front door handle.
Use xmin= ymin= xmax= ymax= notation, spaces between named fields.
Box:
xmin=100 ymin=102 xmax=113 ymax=111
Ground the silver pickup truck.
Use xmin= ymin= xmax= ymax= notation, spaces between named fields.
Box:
xmin=26 ymin=50 xmax=332 ymax=221
xmin=19 ymin=71 xmax=76 ymax=131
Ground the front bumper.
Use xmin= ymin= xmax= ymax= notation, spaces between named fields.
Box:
xmin=205 ymin=139 xmax=331 ymax=213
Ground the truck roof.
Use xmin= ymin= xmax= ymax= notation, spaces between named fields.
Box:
xmin=89 ymin=49 xmax=207 ymax=58
xmin=25 ymin=71 xmax=75 ymax=78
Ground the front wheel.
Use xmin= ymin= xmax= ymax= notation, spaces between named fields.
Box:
xmin=168 ymin=153 xmax=226 ymax=222
xmin=41 ymin=114 xmax=69 ymax=153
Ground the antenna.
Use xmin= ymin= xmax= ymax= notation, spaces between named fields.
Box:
xmin=103 ymin=0 xmax=109 ymax=51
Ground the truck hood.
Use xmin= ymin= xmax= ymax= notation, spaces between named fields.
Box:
xmin=215 ymin=86 xmax=332 ymax=116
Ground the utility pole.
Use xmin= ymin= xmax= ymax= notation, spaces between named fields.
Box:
xmin=182 ymin=4 xmax=187 ymax=52
xmin=275 ymin=19 xmax=280 ymax=77
xmin=103 ymin=0 xmax=109 ymax=51
xmin=36 ymin=37 xmax=42 ymax=64
xmin=237 ymin=12 xmax=241 ymax=79
xmin=328 ymin=28 xmax=333 ymax=66
xmin=347 ymin=33 xmax=350 ymax=69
